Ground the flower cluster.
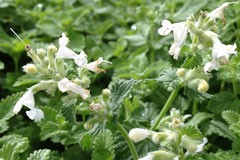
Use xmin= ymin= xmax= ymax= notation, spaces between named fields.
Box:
xmin=128 ymin=109 xmax=207 ymax=160
xmin=158 ymin=2 xmax=238 ymax=73
xmin=13 ymin=33 xmax=110 ymax=121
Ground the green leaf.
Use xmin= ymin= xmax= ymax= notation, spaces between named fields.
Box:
xmin=0 ymin=92 xmax=23 ymax=133
xmin=173 ymin=0 xmax=208 ymax=21
xmin=222 ymin=110 xmax=240 ymax=125
xmin=181 ymin=54 xmax=202 ymax=69
xmin=0 ymin=134 xmax=29 ymax=160
xmin=27 ymin=149 xmax=51 ymax=160
xmin=92 ymin=130 xmax=115 ymax=160
xmin=60 ymin=99 xmax=77 ymax=124
xmin=0 ymin=61 xmax=4 ymax=70
xmin=110 ymin=79 xmax=137 ymax=114
xmin=156 ymin=68 xmax=179 ymax=91
xmin=230 ymin=121 xmax=240 ymax=137
xmin=207 ymin=92 xmax=240 ymax=113
xmin=204 ymin=120 xmax=235 ymax=140
xmin=181 ymin=125 xmax=203 ymax=140
xmin=187 ymin=112 xmax=212 ymax=126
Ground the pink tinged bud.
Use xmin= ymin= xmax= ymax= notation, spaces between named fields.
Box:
xmin=85 ymin=57 xmax=106 ymax=73
xmin=128 ymin=128 xmax=150 ymax=143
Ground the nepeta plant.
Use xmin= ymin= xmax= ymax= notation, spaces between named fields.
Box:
xmin=0 ymin=1 xmax=239 ymax=160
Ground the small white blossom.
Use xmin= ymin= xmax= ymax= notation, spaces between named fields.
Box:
xmin=13 ymin=90 xmax=44 ymax=121
xmin=204 ymin=31 xmax=237 ymax=72
xmin=195 ymin=137 xmax=208 ymax=153
xmin=26 ymin=108 xmax=44 ymax=121
xmin=158 ymin=20 xmax=188 ymax=60
xmin=208 ymin=2 xmax=238 ymax=23
xmin=57 ymin=33 xmax=77 ymax=59
xmin=58 ymin=78 xmax=90 ymax=100
xmin=57 ymin=33 xmax=110 ymax=73
xmin=13 ymin=90 xmax=35 ymax=114
xmin=139 ymin=154 xmax=154 ymax=160
xmin=129 ymin=128 xmax=150 ymax=143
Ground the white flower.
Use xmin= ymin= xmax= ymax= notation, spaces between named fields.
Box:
xmin=139 ymin=154 xmax=154 ymax=160
xmin=57 ymin=33 xmax=77 ymax=59
xmin=13 ymin=90 xmax=44 ymax=121
xmin=58 ymin=78 xmax=90 ymax=100
xmin=128 ymin=128 xmax=150 ymax=143
xmin=23 ymin=64 xmax=37 ymax=74
xmin=13 ymin=90 xmax=35 ymax=114
xmin=208 ymin=2 xmax=238 ymax=23
xmin=57 ymin=33 xmax=110 ymax=73
xmin=26 ymin=108 xmax=44 ymax=121
xmin=195 ymin=137 xmax=208 ymax=153
xmin=204 ymin=31 xmax=237 ymax=72
xmin=158 ymin=20 xmax=188 ymax=60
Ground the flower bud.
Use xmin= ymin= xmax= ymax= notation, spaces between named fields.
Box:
xmin=82 ymin=76 xmax=91 ymax=88
xmin=176 ymin=68 xmax=186 ymax=77
xmin=48 ymin=45 xmax=57 ymax=69
xmin=55 ymin=58 xmax=66 ymax=76
xmin=89 ymin=102 xmax=104 ymax=112
xmin=84 ymin=121 xmax=93 ymax=130
xmin=150 ymin=150 xmax=178 ymax=160
xmin=128 ymin=128 xmax=150 ymax=143
xmin=151 ymin=132 xmax=167 ymax=144
xmin=36 ymin=48 xmax=46 ymax=58
xmin=102 ymin=88 xmax=111 ymax=97
xmin=181 ymin=135 xmax=207 ymax=155
xmin=197 ymin=79 xmax=209 ymax=93
xmin=23 ymin=64 xmax=37 ymax=74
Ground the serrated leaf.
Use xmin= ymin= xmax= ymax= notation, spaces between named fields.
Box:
xmin=205 ymin=120 xmax=235 ymax=140
xmin=92 ymin=130 xmax=115 ymax=160
xmin=0 ymin=92 xmax=23 ymax=133
xmin=156 ymin=68 xmax=179 ymax=91
xmin=222 ymin=110 xmax=240 ymax=125
xmin=181 ymin=125 xmax=203 ymax=140
xmin=230 ymin=121 xmax=240 ymax=137
xmin=110 ymin=79 xmax=137 ymax=114
xmin=27 ymin=149 xmax=51 ymax=160
xmin=187 ymin=112 xmax=212 ymax=126
xmin=60 ymin=99 xmax=77 ymax=124
xmin=181 ymin=54 xmax=202 ymax=69
xmin=0 ymin=134 xmax=29 ymax=160
xmin=207 ymin=92 xmax=240 ymax=113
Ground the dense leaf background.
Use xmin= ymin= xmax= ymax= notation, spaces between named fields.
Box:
xmin=0 ymin=0 xmax=240 ymax=159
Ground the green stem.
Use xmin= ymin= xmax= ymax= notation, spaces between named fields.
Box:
xmin=232 ymin=80 xmax=237 ymax=98
xmin=115 ymin=122 xmax=138 ymax=160
xmin=192 ymin=99 xmax=198 ymax=115
xmin=150 ymin=85 xmax=181 ymax=130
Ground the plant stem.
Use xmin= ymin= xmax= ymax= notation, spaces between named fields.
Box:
xmin=192 ymin=99 xmax=198 ymax=115
xmin=232 ymin=80 xmax=237 ymax=98
xmin=115 ymin=122 xmax=138 ymax=160
xmin=150 ymin=85 xmax=181 ymax=130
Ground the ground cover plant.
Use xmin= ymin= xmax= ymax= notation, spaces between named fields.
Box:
xmin=0 ymin=0 xmax=240 ymax=160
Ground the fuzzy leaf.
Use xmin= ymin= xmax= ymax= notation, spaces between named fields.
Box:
xmin=181 ymin=125 xmax=203 ymax=140
xmin=0 ymin=92 xmax=23 ymax=133
xmin=60 ymin=99 xmax=77 ymax=124
xmin=0 ymin=134 xmax=29 ymax=160
xmin=207 ymin=92 xmax=240 ymax=113
xmin=92 ymin=130 xmax=115 ymax=160
xmin=27 ymin=149 xmax=51 ymax=160
xmin=110 ymin=79 xmax=137 ymax=114
xmin=181 ymin=54 xmax=202 ymax=69
xmin=187 ymin=112 xmax=212 ymax=126
xmin=222 ymin=110 xmax=240 ymax=125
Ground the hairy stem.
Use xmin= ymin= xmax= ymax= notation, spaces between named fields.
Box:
xmin=150 ymin=85 xmax=181 ymax=130
xmin=115 ymin=122 xmax=138 ymax=160
xmin=192 ymin=99 xmax=198 ymax=115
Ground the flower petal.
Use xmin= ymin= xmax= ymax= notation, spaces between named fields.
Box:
xmin=13 ymin=90 xmax=35 ymax=114
xmin=26 ymin=108 xmax=44 ymax=121
xmin=58 ymin=78 xmax=70 ymax=92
